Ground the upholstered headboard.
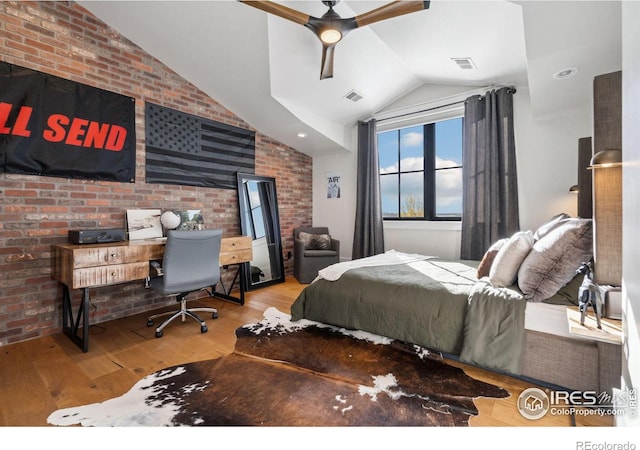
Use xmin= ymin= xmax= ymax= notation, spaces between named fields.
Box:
xmin=592 ymin=71 xmax=622 ymax=286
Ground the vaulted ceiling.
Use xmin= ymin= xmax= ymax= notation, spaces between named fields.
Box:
xmin=79 ymin=1 xmax=622 ymax=157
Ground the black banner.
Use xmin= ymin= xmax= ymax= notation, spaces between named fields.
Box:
xmin=0 ymin=62 xmax=136 ymax=182
xmin=145 ymin=102 xmax=255 ymax=189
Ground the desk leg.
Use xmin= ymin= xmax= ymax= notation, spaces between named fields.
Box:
xmin=211 ymin=263 xmax=245 ymax=305
xmin=62 ymin=285 xmax=90 ymax=352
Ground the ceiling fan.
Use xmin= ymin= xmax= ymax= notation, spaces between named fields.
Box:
xmin=239 ymin=0 xmax=431 ymax=80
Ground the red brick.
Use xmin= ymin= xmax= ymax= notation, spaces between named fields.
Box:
xmin=0 ymin=1 xmax=312 ymax=346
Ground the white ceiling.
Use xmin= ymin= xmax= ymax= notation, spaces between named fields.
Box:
xmin=78 ymin=0 xmax=622 ymax=157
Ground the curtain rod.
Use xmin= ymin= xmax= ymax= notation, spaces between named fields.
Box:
xmin=375 ymin=99 xmax=464 ymax=124
xmin=372 ymin=86 xmax=517 ymax=125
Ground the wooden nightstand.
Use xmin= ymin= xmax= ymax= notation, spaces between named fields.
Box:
xmin=566 ymin=305 xmax=622 ymax=345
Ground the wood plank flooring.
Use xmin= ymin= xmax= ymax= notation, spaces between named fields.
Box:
xmin=0 ymin=276 xmax=612 ymax=427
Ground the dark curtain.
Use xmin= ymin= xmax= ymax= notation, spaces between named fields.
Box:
xmin=460 ymin=87 xmax=519 ymax=260
xmin=352 ymin=120 xmax=385 ymax=259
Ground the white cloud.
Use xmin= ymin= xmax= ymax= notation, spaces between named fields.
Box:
xmin=379 ymin=162 xmax=399 ymax=174
xmin=402 ymin=132 xmax=423 ymax=147
xmin=400 ymin=156 xmax=423 ymax=172
xmin=435 ymin=156 xmax=460 ymax=170
xmin=381 ymin=157 xmax=463 ymax=213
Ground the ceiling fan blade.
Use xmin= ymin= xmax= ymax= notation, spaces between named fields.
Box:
xmin=320 ymin=44 xmax=336 ymax=80
xmin=355 ymin=1 xmax=430 ymax=27
xmin=239 ymin=0 xmax=310 ymax=26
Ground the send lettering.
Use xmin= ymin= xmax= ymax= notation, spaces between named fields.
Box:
xmin=0 ymin=102 xmax=128 ymax=151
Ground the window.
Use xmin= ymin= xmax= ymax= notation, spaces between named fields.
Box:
xmin=378 ymin=116 xmax=463 ymax=220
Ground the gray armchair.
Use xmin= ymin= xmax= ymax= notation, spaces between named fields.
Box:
xmin=146 ymin=229 xmax=222 ymax=338
xmin=293 ymin=227 xmax=340 ymax=284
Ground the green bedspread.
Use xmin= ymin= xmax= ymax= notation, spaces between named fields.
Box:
xmin=290 ymin=258 xmax=527 ymax=374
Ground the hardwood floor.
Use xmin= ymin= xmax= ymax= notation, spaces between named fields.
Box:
xmin=0 ymin=276 xmax=612 ymax=427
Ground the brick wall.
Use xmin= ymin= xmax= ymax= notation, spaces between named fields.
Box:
xmin=0 ymin=2 xmax=313 ymax=346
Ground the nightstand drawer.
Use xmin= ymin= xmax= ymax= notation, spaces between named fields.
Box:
xmin=220 ymin=236 xmax=251 ymax=252
xmin=220 ymin=248 xmax=252 ymax=266
xmin=219 ymin=236 xmax=252 ymax=266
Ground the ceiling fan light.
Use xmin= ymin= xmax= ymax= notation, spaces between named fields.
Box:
xmin=320 ymin=28 xmax=342 ymax=44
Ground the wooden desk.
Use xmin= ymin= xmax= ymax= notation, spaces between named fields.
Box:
xmin=52 ymin=236 xmax=252 ymax=352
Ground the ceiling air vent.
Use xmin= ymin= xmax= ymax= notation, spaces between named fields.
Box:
xmin=344 ymin=90 xmax=364 ymax=103
xmin=452 ymin=57 xmax=477 ymax=70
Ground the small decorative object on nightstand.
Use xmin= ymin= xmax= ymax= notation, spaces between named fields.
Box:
xmin=577 ymin=260 xmax=603 ymax=328
xmin=603 ymin=286 xmax=622 ymax=320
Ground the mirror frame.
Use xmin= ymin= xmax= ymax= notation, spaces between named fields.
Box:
xmin=236 ymin=173 xmax=285 ymax=291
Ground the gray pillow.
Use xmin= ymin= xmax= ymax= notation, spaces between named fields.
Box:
xmin=489 ymin=231 xmax=534 ymax=287
xmin=298 ymin=231 xmax=332 ymax=250
xmin=518 ymin=218 xmax=593 ymax=302
xmin=533 ymin=213 xmax=570 ymax=240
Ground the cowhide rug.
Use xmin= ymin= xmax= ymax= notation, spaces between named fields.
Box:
xmin=47 ymin=307 xmax=508 ymax=426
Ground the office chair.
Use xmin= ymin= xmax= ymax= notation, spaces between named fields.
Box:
xmin=146 ymin=229 xmax=223 ymax=338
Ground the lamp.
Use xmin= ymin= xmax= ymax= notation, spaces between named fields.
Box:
xmin=588 ymin=149 xmax=622 ymax=169
xmin=320 ymin=28 xmax=342 ymax=44
xmin=160 ymin=210 xmax=181 ymax=231
xmin=317 ymin=5 xmax=343 ymax=44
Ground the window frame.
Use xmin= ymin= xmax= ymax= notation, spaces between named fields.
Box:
xmin=377 ymin=110 xmax=464 ymax=222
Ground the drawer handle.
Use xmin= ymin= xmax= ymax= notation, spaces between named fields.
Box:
xmin=111 ymin=272 xmax=117 ymax=277
xmin=110 ymin=253 xmax=117 ymax=259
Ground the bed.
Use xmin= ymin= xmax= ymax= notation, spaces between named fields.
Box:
xmin=291 ymin=215 xmax=621 ymax=393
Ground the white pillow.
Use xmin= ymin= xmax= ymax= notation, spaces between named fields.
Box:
xmin=489 ymin=230 xmax=534 ymax=287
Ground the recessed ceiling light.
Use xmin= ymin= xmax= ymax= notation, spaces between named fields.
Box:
xmin=553 ymin=67 xmax=578 ymax=79
xmin=297 ymin=132 xmax=307 ymax=138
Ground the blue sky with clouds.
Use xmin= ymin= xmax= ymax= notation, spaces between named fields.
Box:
xmin=378 ymin=118 xmax=463 ymax=217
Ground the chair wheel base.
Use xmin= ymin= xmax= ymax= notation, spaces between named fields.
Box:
xmin=201 ymin=324 xmax=208 ymax=333
xmin=212 ymin=311 xmax=218 ymax=319
xmin=155 ymin=330 xmax=163 ymax=338
xmin=147 ymin=319 xmax=154 ymax=327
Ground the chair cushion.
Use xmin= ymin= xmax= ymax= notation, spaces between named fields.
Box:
xmin=303 ymin=249 xmax=338 ymax=257
xmin=298 ymin=231 xmax=332 ymax=250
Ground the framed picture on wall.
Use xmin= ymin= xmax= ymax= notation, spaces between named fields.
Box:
xmin=326 ymin=172 xmax=341 ymax=199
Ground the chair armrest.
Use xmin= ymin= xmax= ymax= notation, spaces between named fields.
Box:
xmin=149 ymin=260 xmax=163 ymax=277
xmin=330 ymin=238 xmax=340 ymax=253
xmin=294 ymin=239 xmax=306 ymax=256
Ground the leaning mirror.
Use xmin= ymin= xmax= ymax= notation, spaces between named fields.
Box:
xmin=236 ymin=173 xmax=285 ymax=291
